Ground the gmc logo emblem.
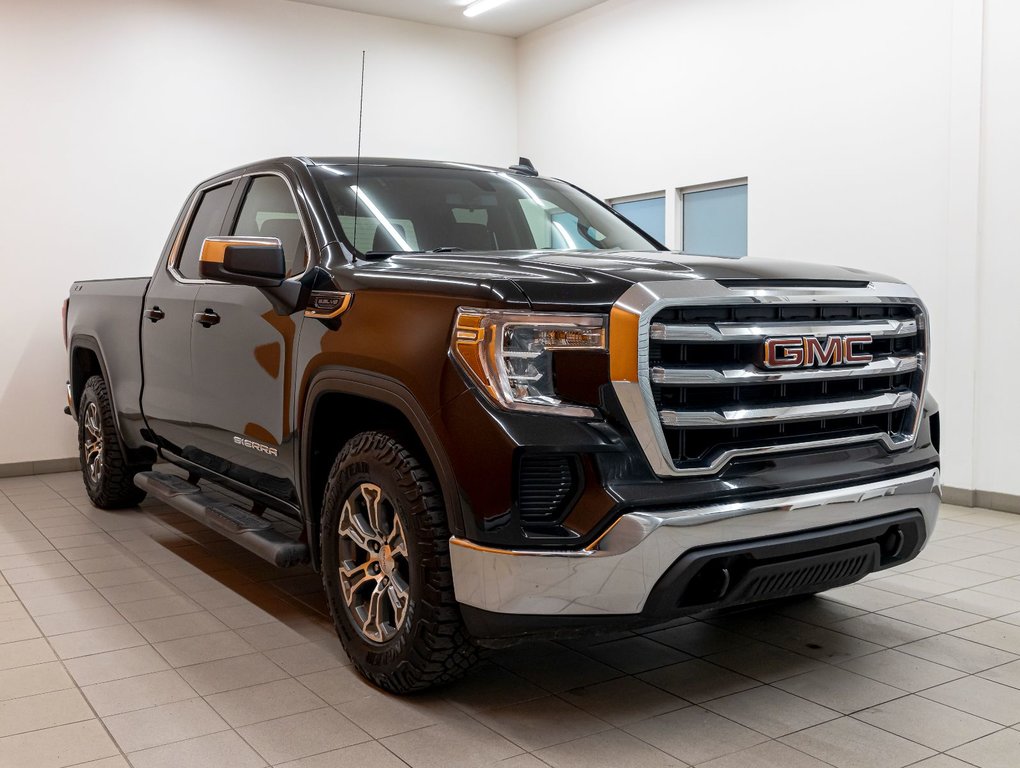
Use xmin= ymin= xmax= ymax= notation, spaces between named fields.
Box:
xmin=762 ymin=335 xmax=873 ymax=369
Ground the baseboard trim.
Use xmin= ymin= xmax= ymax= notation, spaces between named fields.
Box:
xmin=0 ymin=457 xmax=81 ymax=478
xmin=943 ymin=485 xmax=1020 ymax=515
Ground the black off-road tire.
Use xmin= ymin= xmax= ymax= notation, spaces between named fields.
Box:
xmin=321 ymin=431 xmax=477 ymax=693
xmin=78 ymin=375 xmax=147 ymax=509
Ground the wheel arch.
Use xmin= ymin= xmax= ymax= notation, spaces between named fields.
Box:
xmin=300 ymin=367 xmax=464 ymax=572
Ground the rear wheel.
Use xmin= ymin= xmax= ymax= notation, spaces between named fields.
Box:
xmin=78 ymin=375 xmax=147 ymax=509
xmin=320 ymin=431 xmax=477 ymax=693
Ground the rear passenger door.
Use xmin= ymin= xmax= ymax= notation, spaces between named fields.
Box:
xmin=141 ymin=180 xmax=235 ymax=455
xmin=187 ymin=173 xmax=309 ymax=505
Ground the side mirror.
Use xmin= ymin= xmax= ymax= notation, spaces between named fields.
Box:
xmin=199 ymin=237 xmax=286 ymax=287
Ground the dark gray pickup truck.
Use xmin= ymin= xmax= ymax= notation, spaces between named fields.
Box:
xmin=64 ymin=156 xmax=941 ymax=692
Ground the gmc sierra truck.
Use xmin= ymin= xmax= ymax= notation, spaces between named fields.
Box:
xmin=64 ymin=156 xmax=941 ymax=693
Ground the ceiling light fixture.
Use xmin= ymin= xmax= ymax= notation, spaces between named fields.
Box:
xmin=463 ymin=0 xmax=514 ymax=18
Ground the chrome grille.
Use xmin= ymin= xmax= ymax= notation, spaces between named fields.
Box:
xmin=650 ymin=303 xmax=925 ymax=469
xmin=609 ymin=281 xmax=929 ymax=478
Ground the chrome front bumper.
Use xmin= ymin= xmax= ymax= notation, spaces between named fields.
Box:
xmin=449 ymin=467 xmax=940 ymax=616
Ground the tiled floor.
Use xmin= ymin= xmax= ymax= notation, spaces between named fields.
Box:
xmin=1 ymin=472 xmax=1019 ymax=768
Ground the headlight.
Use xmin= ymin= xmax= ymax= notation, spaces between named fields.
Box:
xmin=452 ymin=309 xmax=607 ymax=417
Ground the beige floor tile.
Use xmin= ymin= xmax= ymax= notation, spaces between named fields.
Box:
xmin=0 ymin=661 xmax=73 ymax=701
xmin=99 ymin=580 xmax=179 ymax=605
xmin=239 ymin=707 xmax=370 ymax=764
xmin=337 ymin=691 xmax=466 ymax=739
xmin=0 ymin=617 xmax=41 ymax=644
xmin=381 ymin=716 xmax=520 ymax=768
xmin=931 ymin=588 xmax=1020 ymax=618
xmin=0 ymin=637 xmax=57 ymax=670
xmin=897 ymin=633 xmax=1018 ymax=672
xmin=235 ymin=621 xmax=308 ymax=651
xmin=73 ymin=555 xmax=142 ymax=575
xmin=499 ymin=645 xmax=622 ymax=693
xmin=697 ymin=740 xmax=831 ymax=768
xmin=582 ymin=635 xmax=691 ymax=674
xmin=133 ymin=611 xmax=229 ymax=643
xmin=206 ymin=678 xmax=325 ymax=727
xmin=209 ymin=602 xmax=278 ymax=629
xmin=64 ymin=645 xmax=171 ymax=686
xmin=557 ymin=676 xmax=687 ymax=727
xmin=153 ymin=629 xmax=256 ymax=667
xmin=12 ymin=575 xmax=93 ymax=600
xmin=20 ymin=589 xmax=110 ymax=617
xmin=264 ymin=640 xmax=348 ymax=676
xmin=624 ymin=705 xmax=768 ymax=764
xmin=84 ymin=567 xmax=159 ymax=590
xmin=439 ymin=662 xmax=545 ymax=714
xmin=704 ymin=641 xmax=826 ymax=683
xmin=179 ymin=652 xmax=290 ymax=696
xmin=35 ymin=605 xmax=126 ymax=636
xmin=82 ymin=669 xmax=198 ymax=716
xmin=537 ymin=728 xmax=683 ymax=768
xmin=49 ymin=623 xmax=146 ymax=659
xmin=772 ymin=666 xmax=903 ymax=713
xmin=128 ymin=729 xmax=267 ymax=768
xmin=952 ymin=619 xmax=1020 ymax=654
xmin=102 ymin=697 xmax=229 ymax=752
xmin=0 ymin=586 xmax=13 ymax=604
xmin=0 ymin=719 xmax=119 ymax=768
xmin=0 ymin=688 xmax=94 ymax=738
xmin=838 ymin=648 xmax=965 ymax=692
xmin=776 ymin=595 xmax=869 ymax=626
xmin=0 ymin=601 xmax=27 ymax=621
xmin=643 ymin=621 xmax=751 ymax=656
xmin=46 ymin=533 xmax=115 ymax=551
xmin=0 ymin=549 xmax=67 ymax=572
xmin=855 ymin=693 xmax=1001 ymax=750
xmin=114 ymin=594 xmax=200 ymax=622
xmin=905 ymin=756 xmax=983 ymax=768
xmin=920 ymin=675 xmax=1020 ymax=725
xmin=822 ymin=583 xmax=917 ymax=612
xmin=947 ymin=728 xmax=1020 ymax=768
xmin=2 ymin=561 xmax=78 ymax=584
xmin=65 ymin=758 xmax=132 ymax=768
xmin=780 ymin=716 xmax=934 ymax=768
xmin=275 ymin=740 xmax=408 ymax=768
xmin=829 ymin=612 xmax=936 ymax=647
xmin=878 ymin=601 xmax=986 ymax=632
xmin=638 ymin=659 xmax=759 ymax=703
xmin=473 ymin=695 xmax=611 ymax=751
xmin=702 ymin=684 xmax=840 ymax=737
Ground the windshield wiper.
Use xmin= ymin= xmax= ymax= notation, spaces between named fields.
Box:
xmin=362 ymin=246 xmax=466 ymax=260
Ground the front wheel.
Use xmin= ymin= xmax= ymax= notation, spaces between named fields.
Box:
xmin=320 ymin=431 xmax=477 ymax=693
xmin=78 ymin=375 xmax=147 ymax=509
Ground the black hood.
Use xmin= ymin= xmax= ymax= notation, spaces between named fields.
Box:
xmin=352 ymin=250 xmax=901 ymax=310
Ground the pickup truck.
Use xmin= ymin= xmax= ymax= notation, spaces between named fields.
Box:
xmin=64 ymin=156 xmax=941 ymax=693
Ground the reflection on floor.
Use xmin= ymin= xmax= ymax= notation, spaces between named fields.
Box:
xmin=1 ymin=471 xmax=1019 ymax=768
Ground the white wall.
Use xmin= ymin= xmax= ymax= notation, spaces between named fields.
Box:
xmin=974 ymin=0 xmax=1020 ymax=497
xmin=518 ymin=0 xmax=1013 ymax=495
xmin=0 ymin=0 xmax=517 ymax=466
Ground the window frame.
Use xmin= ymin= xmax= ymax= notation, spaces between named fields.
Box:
xmin=676 ymin=177 xmax=748 ymax=258
xmin=167 ymin=170 xmax=314 ymax=286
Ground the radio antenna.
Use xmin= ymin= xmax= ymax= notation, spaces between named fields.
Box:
xmin=352 ymin=50 xmax=366 ymax=256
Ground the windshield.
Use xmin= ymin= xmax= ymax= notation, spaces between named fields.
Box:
xmin=312 ymin=164 xmax=663 ymax=255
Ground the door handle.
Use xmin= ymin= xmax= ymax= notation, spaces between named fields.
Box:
xmin=143 ymin=306 xmax=165 ymax=323
xmin=193 ymin=309 xmax=220 ymax=328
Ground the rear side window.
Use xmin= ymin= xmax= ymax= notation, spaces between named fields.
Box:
xmin=176 ymin=183 xmax=234 ymax=280
xmin=232 ymin=176 xmax=307 ymax=276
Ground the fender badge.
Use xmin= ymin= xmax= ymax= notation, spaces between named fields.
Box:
xmin=304 ymin=291 xmax=353 ymax=320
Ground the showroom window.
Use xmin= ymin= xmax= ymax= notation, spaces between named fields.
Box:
xmin=611 ymin=195 xmax=666 ymax=244
xmin=680 ymin=181 xmax=748 ymax=258
xmin=176 ymin=182 xmax=234 ymax=280
xmin=232 ymin=175 xmax=307 ymax=275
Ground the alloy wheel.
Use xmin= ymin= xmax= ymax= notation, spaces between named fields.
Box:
xmin=83 ymin=401 xmax=104 ymax=485
xmin=337 ymin=482 xmax=411 ymax=643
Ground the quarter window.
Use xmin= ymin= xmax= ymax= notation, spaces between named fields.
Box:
xmin=232 ymin=176 xmax=307 ymax=275
xmin=176 ymin=183 xmax=233 ymax=280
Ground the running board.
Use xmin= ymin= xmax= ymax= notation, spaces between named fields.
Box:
xmin=134 ymin=470 xmax=308 ymax=568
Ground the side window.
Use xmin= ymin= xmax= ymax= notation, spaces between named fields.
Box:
xmin=176 ymin=183 xmax=234 ymax=280
xmin=232 ymin=176 xmax=307 ymax=276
